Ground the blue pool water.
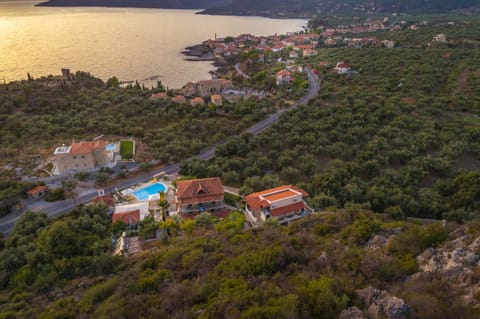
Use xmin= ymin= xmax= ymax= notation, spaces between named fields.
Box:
xmin=132 ymin=183 xmax=167 ymax=201
xmin=105 ymin=144 xmax=116 ymax=151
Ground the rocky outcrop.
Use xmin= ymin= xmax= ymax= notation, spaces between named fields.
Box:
xmin=366 ymin=235 xmax=388 ymax=252
xmin=366 ymin=227 xmax=402 ymax=252
xmin=356 ymin=287 xmax=414 ymax=319
xmin=339 ymin=306 xmax=366 ymax=319
xmin=414 ymin=229 xmax=480 ymax=306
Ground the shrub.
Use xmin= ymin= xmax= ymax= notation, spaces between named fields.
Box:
xmin=39 ymin=297 xmax=78 ymax=319
xmin=215 ymin=211 xmax=245 ymax=233
xmin=79 ymin=277 xmax=119 ymax=313
xmin=44 ymin=188 xmax=65 ymax=202
xmin=385 ymin=205 xmax=406 ymax=220
xmin=387 ymin=223 xmax=449 ymax=256
xmin=224 ymin=192 xmax=241 ymax=206
xmin=74 ymin=171 xmax=89 ymax=181
xmin=340 ymin=215 xmax=381 ymax=244
xmin=297 ymin=276 xmax=349 ymax=319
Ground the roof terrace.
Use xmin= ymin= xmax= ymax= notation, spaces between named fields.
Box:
xmin=54 ymin=145 xmax=71 ymax=155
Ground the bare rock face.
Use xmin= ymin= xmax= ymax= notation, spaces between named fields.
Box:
xmin=339 ymin=306 xmax=366 ymax=319
xmin=367 ymin=235 xmax=388 ymax=252
xmin=367 ymin=227 xmax=403 ymax=252
xmin=356 ymin=287 xmax=414 ymax=319
xmin=415 ymin=232 xmax=480 ymax=306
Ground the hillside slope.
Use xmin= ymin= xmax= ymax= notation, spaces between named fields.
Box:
xmin=200 ymin=0 xmax=480 ymax=17
xmin=1 ymin=207 xmax=479 ymax=318
xmin=36 ymin=0 xmax=480 ymax=16
xmin=37 ymin=0 xmax=232 ymax=9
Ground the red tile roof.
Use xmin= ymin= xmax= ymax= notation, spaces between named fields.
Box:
xmin=92 ymin=195 xmax=115 ymax=207
xmin=112 ymin=209 xmax=140 ymax=225
xmin=176 ymin=177 xmax=224 ymax=205
xmin=270 ymin=202 xmax=306 ymax=217
xmin=263 ymin=189 xmax=298 ymax=201
xmin=172 ymin=96 xmax=186 ymax=103
xmin=335 ymin=62 xmax=351 ymax=69
xmin=190 ymin=97 xmax=205 ymax=106
xmin=277 ymin=70 xmax=291 ymax=77
xmin=26 ymin=185 xmax=48 ymax=196
xmin=70 ymin=141 xmax=106 ymax=155
xmin=245 ymin=185 xmax=308 ymax=211
xmin=150 ymin=92 xmax=167 ymax=99
xmin=294 ymin=44 xmax=314 ymax=50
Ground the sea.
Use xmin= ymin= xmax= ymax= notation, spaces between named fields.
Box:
xmin=0 ymin=0 xmax=306 ymax=88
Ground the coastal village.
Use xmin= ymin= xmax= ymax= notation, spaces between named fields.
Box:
xmin=146 ymin=14 xmax=454 ymax=107
xmin=1 ymin=1 xmax=480 ymax=317
xmin=2 ymin=14 xmax=469 ymax=256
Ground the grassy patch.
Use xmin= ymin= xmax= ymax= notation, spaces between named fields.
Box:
xmin=120 ymin=140 xmax=134 ymax=159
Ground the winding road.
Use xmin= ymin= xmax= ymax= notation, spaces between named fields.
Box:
xmin=234 ymin=63 xmax=251 ymax=79
xmin=0 ymin=68 xmax=319 ymax=235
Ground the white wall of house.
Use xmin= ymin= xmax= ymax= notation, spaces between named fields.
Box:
xmin=269 ymin=193 xmax=303 ymax=210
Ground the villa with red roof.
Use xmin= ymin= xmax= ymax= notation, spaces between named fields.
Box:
xmin=244 ymin=185 xmax=313 ymax=225
xmin=211 ymin=94 xmax=223 ymax=106
xmin=112 ymin=209 xmax=141 ymax=226
xmin=333 ymin=62 xmax=351 ymax=74
xmin=53 ymin=140 xmax=110 ymax=174
xmin=175 ymin=177 xmax=225 ymax=215
xmin=276 ymin=70 xmax=292 ymax=85
xmin=26 ymin=185 xmax=49 ymax=200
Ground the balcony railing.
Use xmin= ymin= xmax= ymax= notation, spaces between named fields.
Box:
xmin=180 ymin=202 xmax=224 ymax=213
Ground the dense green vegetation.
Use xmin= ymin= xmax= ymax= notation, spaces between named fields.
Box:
xmin=2 ymin=207 xmax=479 ymax=318
xmin=0 ymin=72 xmax=274 ymax=167
xmin=0 ymin=205 xmax=121 ymax=293
xmin=201 ymin=0 xmax=479 ymax=17
xmin=348 ymin=16 xmax=480 ymax=49
xmin=182 ymin=45 xmax=480 ymax=222
xmin=0 ymin=169 xmax=38 ymax=217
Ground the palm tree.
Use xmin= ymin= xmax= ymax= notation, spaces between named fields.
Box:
xmin=159 ymin=191 xmax=170 ymax=222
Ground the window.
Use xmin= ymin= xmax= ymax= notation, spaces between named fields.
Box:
xmin=81 ymin=155 xmax=85 ymax=158
xmin=73 ymin=156 xmax=77 ymax=159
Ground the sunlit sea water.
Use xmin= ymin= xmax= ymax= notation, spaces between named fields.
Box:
xmin=0 ymin=0 xmax=306 ymax=88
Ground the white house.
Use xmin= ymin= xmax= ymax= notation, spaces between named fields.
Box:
xmin=276 ymin=70 xmax=292 ymax=85
xmin=333 ymin=62 xmax=351 ymax=74
xmin=244 ymin=185 xmax=312 ymax=225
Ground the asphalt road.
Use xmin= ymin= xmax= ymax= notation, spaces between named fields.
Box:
xmin=0 ymin=68 xmax=319 ymax=235
xmin=234 ymin=63 xmax=251 ymax=79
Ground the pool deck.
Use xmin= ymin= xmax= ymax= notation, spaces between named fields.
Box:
xmin=120 ymin=179 xmax=172 ymax=203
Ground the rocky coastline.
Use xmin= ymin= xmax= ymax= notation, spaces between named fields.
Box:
xmin=181 ymin=43 xmax=226 ymax=78
xmin=181 ymin=44 xmax=216 ymax=62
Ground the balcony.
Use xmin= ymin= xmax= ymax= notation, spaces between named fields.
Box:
xmin=180 ymin=201 xmax=224 ymax=214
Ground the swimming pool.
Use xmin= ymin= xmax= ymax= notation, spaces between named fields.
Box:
xmin=105 ymin=144 xmax=116 ymax=151
xmin=132 ymin=182 xmax=167 ymax=201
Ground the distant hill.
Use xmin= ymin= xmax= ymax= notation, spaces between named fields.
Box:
xmin=37 ymin=0 xmax=232 ymax=9
xmin=375 ymin=0 xmax=479 ymax=13
xmin=200 ymin=0 xmax=480 ymax=17
xmin=36 ymin=0 xmax=480 ymax=15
